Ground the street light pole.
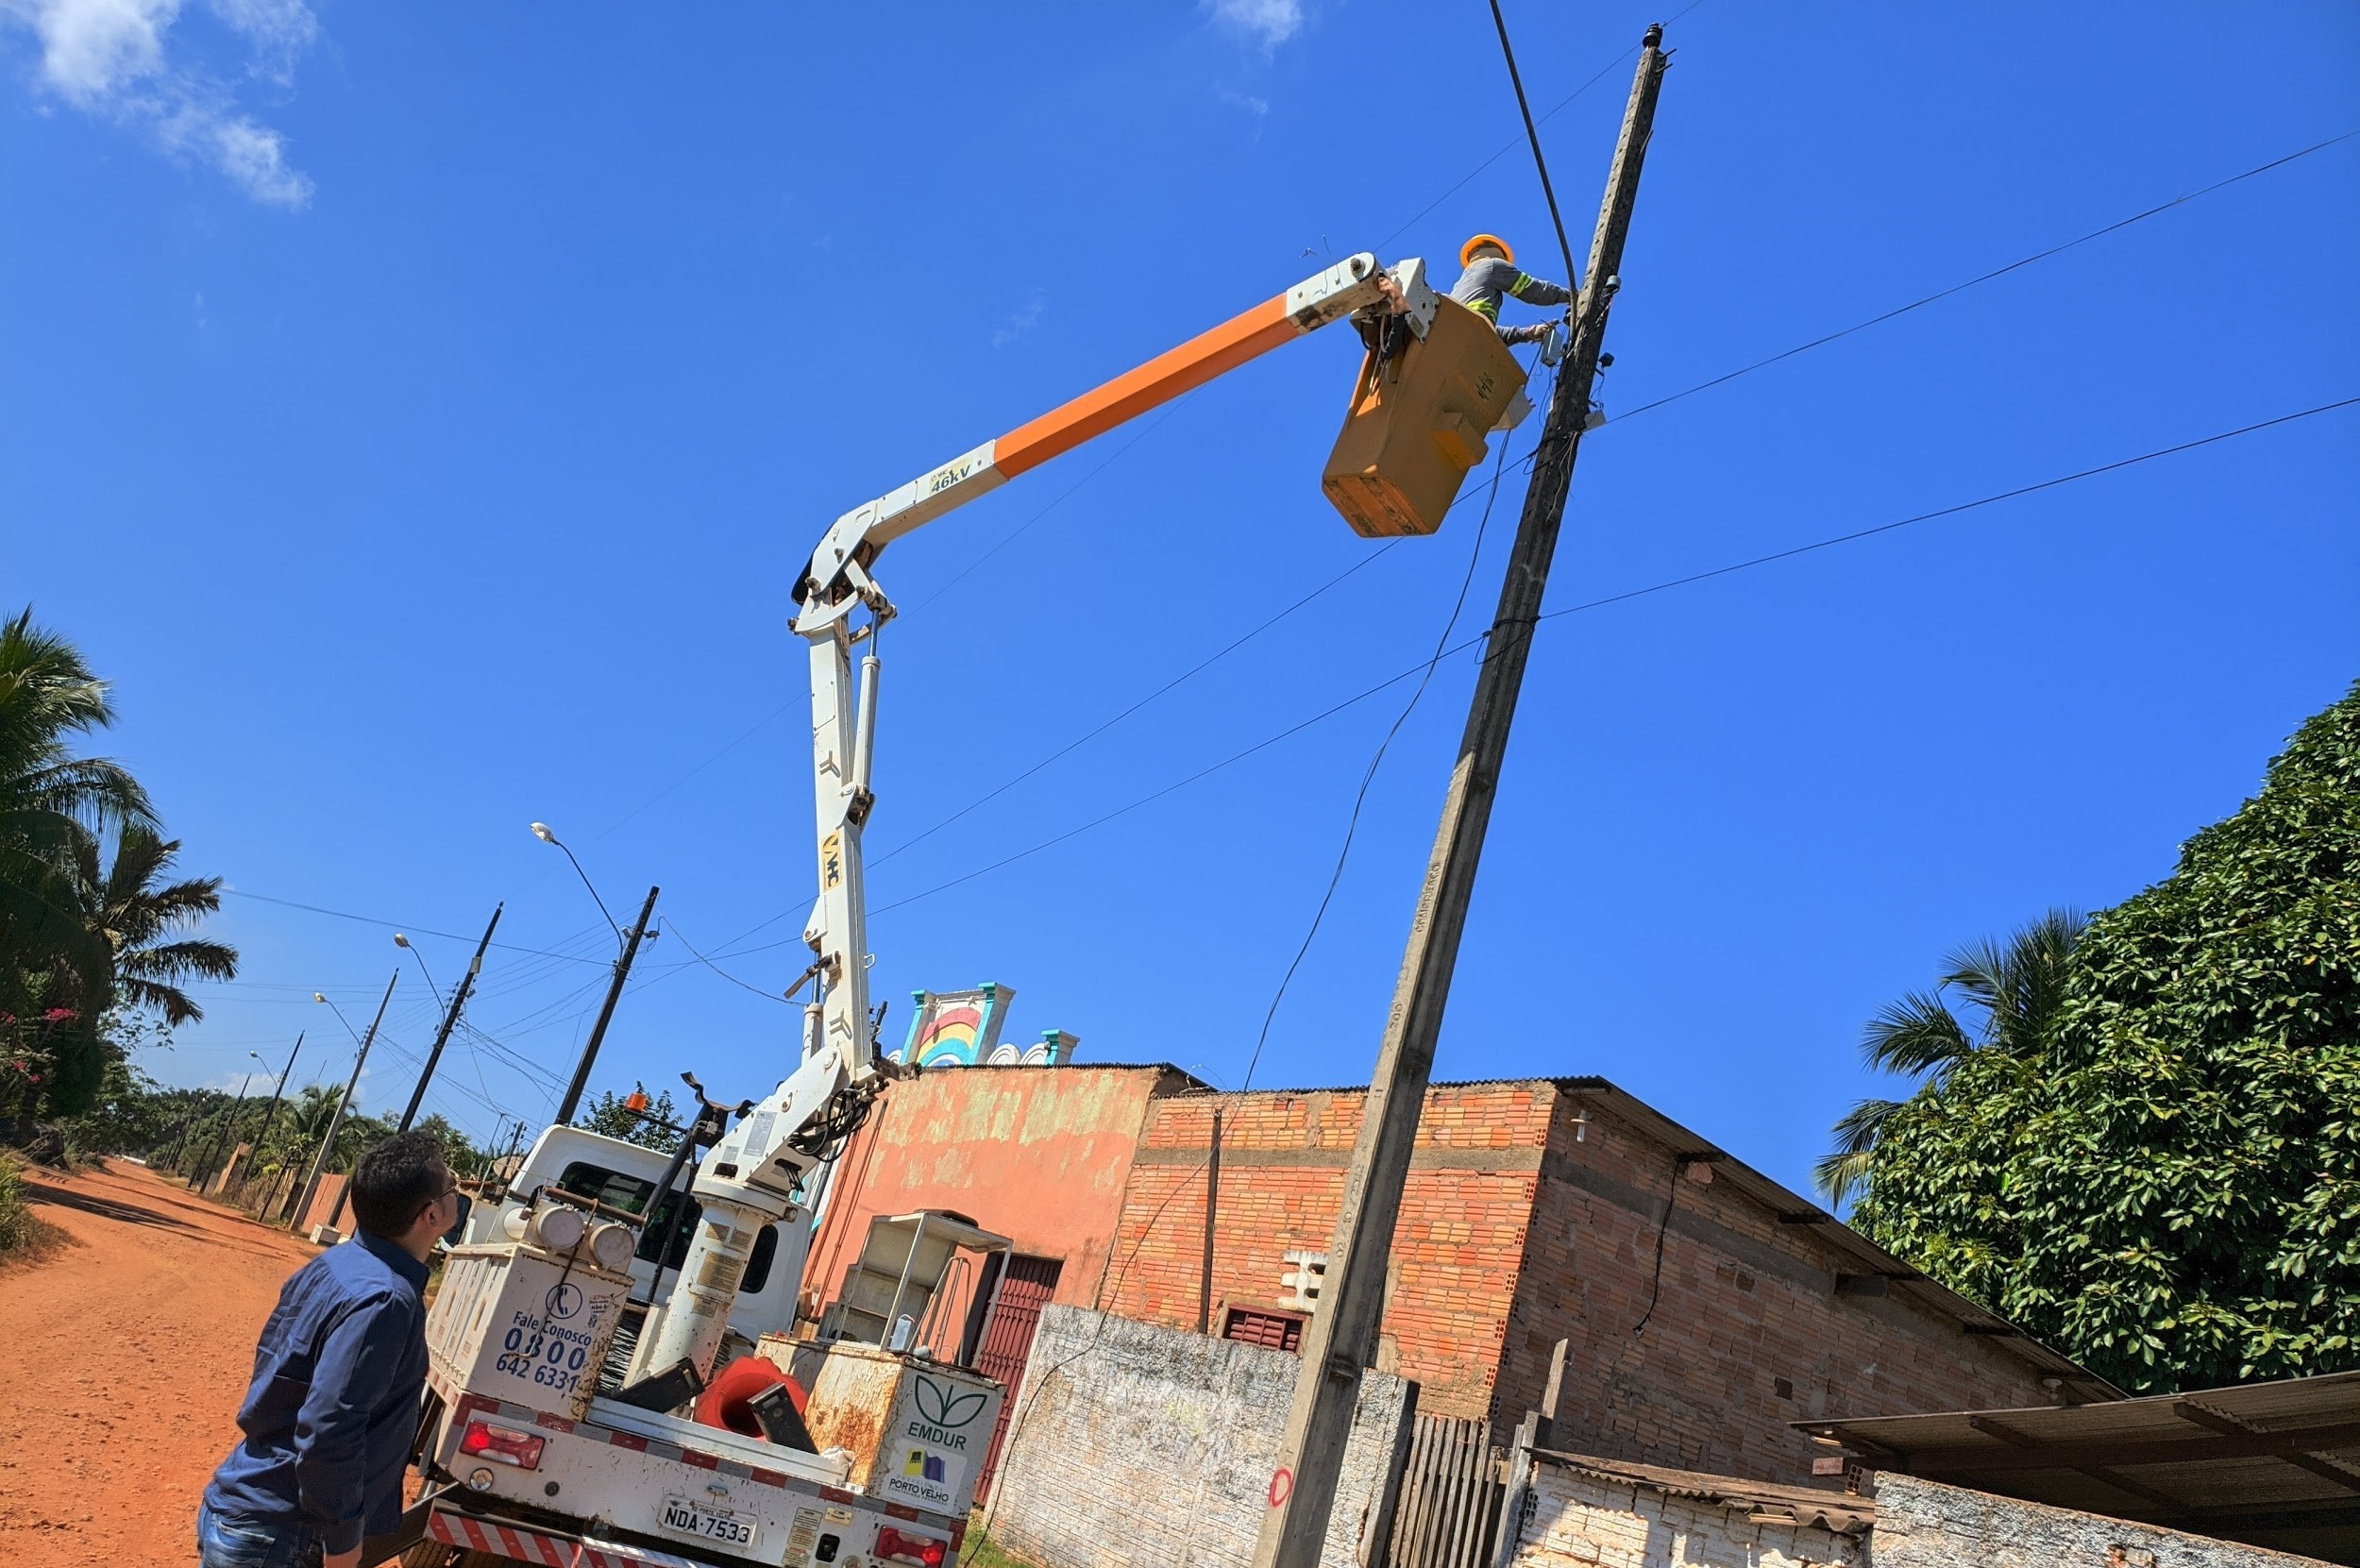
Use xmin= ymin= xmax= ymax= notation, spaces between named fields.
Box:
xmin=556 ymin=885 xmax=659 ymax=1127
xmin=295 ymin=970 xmax=397 ymax=1236
xmin=243 ymin=1033 xmax=304 ymax=1201
xmin=396 ymin=904 xmax=503 ymax=1131
xmin=188 ymin=1052 xmax=264 ymax=1195
xmin=532 ymin=819 xmax=658 ymax=1129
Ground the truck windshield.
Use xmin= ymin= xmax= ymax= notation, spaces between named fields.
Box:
xmin=554 ymin=1159 xmax=779 ymax=1290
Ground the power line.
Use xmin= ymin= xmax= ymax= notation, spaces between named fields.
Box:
xmin=661 ymin=917 xmax=797 ymax=1005
xmin=1486 ymin=0 xmax=1580 ymax=286
xmin=1374 ymin=0 xmax=1712 ymax=257
xmin=701 ymin=452 xmax=1550 ymax=969
xmin=907 ymin=395 xmax=1203 ymax=616
xmin=221 ymin=888 xmax=612 ymax=967
xmin=1533 ymin=395 xmax=2360 ymax=625
xmin=870 ymin=543 xmax=1405 ymax=870
xmin=852 ymin=133 xmax=2360 ymax=908
xmin=1611 ymin=130 xmax=2358 ymax=426
xmin=1238 ymin=362 xmax=1538 ymax=1095
xmin=837 ymin=396 xmax=2356 ymax=919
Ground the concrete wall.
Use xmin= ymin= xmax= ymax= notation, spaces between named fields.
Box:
xmin=1514 ymin=1460 xmax=1865 ymax=1568
xmin=297 ymin=1171 xmax=346 ymax=1234
xmin=804 ymin=1064 xmax=1190 ymax=1327
xmin=1504 ymin=1089 xmax=2064 ymax=1482
xmin=986 ymin=1305 xmax=1414 ymax=1568
xmin=1868 ymin=1475 xmax=2329 ymax=1568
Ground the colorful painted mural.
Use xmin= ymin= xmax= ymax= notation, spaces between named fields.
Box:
xmin=895 ymin=984 xmax=1080 ymax=1068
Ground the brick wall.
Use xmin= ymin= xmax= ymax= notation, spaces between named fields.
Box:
xmin=1868 ymin=1475 xmax=2324 ymax=1568
xmin=986 ymin=1305 xmax=1413 ymax=1568
xmin=1099 ymin=1080 xmax=2065 ymax=1475
xmin=1506 ymin=1090 xmax=2061 ymax=1481
xmin=1100 ymin=1084 xmax=1550 ymax=1420
xmin=1512 ymin=1458 xmax=1866 ymax=1568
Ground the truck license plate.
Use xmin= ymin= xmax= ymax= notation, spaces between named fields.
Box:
xmin=659 ymin=1495 xmax=757 ymax=1549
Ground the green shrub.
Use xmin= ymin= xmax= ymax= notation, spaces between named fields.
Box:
xmin=0 ymin=1153 xmax=51 ymax=1259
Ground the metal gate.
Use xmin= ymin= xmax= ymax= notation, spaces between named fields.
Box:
xmin=1386 ymin=1413 xmax=1506 ymax=1568
xmin=969 ymin=1253 xmax=1063 ymax=1505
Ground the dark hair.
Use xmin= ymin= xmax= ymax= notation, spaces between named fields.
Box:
xmin=350 ymin=1130 xmax=448 ymax=1239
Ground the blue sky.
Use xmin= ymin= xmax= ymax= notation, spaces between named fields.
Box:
xmin=4 ymin=0 xmax=2355 ymax=1203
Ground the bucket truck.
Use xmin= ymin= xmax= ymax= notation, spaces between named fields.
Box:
xmin=400 ymin=251 xmax=1526 ymax=1568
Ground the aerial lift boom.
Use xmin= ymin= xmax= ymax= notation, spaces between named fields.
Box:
xmin=632 ymin=250 xmax=1463 ymax=1385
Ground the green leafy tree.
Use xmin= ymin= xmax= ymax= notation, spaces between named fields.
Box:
xmin=412 ymin=1112 xmax=496 ymax=1180
xmin=1847 ymin=683 xmax=2360 ymax=1391
xmin=1815 ymin=909 xmax=2082 ymax=1206
xmin=56 ymin=1048 xmax=179 ymax=1158
xmin=0 ymin=608 xmax=153 ymax=996
xmin=577 ymin=1081 xmax=681 ymax=1154
xmin=38 ymin=826 xmax=238 ymax=1114
xmin=0 ymin=609 xmax=235 ymax=1120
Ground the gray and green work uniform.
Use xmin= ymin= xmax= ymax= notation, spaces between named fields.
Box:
xmin=1449 ymin=258 xmax=1572 ymax=345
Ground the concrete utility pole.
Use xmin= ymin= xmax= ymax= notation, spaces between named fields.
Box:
xmin=1251 ymin=29 xmax=1670 ymax=1568
xmin=244 ymin=1032 xmax=303 ymax=1183
xmin=398 ymin=903 xmax=502 ymax=1131
xmin=554 ymin=885 xmax=660 ymax=1128
xmin=296 ymin=969 xmax=397 ymax=1234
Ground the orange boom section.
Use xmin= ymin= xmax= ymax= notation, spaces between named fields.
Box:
xmin=994 ymin=294 xmax=1300 ymax=479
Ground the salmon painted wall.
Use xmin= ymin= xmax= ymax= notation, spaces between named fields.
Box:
xmin=802 ymin=1063 xmax=1199 ymax=1332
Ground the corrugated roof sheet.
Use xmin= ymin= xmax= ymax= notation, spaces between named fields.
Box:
xmin=1799 ymin=1370 xmax=2360 ymax=1563
xmin=1531 ymin=1448 xmax=1877 ymax=1535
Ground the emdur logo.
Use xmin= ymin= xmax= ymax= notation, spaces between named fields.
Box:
xmin=905 ymin=1375 xmax=988 ymax=1451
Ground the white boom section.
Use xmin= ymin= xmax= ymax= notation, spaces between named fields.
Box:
xmin=634 ymin=254 xmax=1428 ymax=1386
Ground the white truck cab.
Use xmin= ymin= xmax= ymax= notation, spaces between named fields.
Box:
xmin=463 ymin=1124 xmax=809 ymax=1378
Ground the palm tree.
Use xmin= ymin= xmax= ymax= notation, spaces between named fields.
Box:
xmin=66 ymin=824 xmax=238 ymax=1024
xmin=38 ymin=825 xmax=240 ymax=1111
xmin=1815 ymin=909 xmax=2084 ymax=1207
xmin=0 ymin=608 xmax=158 ymax=1123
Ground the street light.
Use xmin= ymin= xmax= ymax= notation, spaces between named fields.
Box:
xmin=530 ymin=820 xmax=659 ymax=1126
xmin=243 ymin=1034 xmax=304 ymax=1216
xmin=294 ymin=972 xmax=397 ymax=1237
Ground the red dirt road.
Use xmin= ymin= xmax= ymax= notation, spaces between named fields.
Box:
xmin=0 ymin=1160 xmax=317 ymax=1567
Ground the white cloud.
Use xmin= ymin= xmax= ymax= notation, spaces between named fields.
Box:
xmin=2 ymin=0 xmax=319 ymax=207
xmin=207 ymin=0 xmax=314 ymax=82
xmin=16 ymin=0 xmax=175 ymax=102
xmin=992 ymin=289 xmax=1044 ymax=349
xmin=1207 ymin=0 xmax=1304 ymax=49
xmin=161 ymin=96 xmax=311 ymax=204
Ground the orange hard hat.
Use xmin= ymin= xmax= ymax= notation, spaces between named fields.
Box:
xmin=1460 ymin=233 xmax=1514 ymax=267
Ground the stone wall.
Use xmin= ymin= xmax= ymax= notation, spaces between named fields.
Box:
xmin=985 ymin=1305 xmax=1414 ymax=1568
xmin=1868 ymin=1474 xmax=2329 ymax=1568
xmin=1513 ymin=1457 xmax=1865 ymax=1568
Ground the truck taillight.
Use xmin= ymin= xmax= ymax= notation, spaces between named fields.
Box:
xmin=876 ymin=1526 xmax=947 ymax=1568
xmin=459 ymin=1420 xmax=546 ymax=1470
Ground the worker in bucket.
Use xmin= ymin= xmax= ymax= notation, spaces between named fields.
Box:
xmin=199 ymin=1131 xmax=460 ymax=1568
xmin=1451 ymin=233 xmax=1571 ymax=352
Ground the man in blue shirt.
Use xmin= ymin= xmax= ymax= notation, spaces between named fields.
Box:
xmin=200 ymin=1130 xmax=458 ymax=1568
